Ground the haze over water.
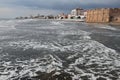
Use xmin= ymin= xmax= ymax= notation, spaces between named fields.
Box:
xmin=0 ymin=19 xmax=120 ymax=80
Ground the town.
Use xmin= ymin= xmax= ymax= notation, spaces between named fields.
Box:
xmin=16 ymin=8 xmax=120 ymax=23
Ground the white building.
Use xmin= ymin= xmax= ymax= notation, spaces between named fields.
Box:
xmin=68 ymin=8 xmax=86 ymax=20
xmin=71 ymin=8 xmax=84 ymax=16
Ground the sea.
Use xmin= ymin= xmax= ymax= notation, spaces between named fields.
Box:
xmin=0 ymin=19 xmax=120 ymax=80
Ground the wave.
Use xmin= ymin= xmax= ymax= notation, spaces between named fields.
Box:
xmin=35 ymin=21 xmax=65 ymax=30
xmin=16 ymin=19 xmax=39 ymax=23
xmin=100 ymin=25 xmax=117 ymax=31
xmin=0 ymin=20 xmax=16 ymax=30
xmin=0 ymin=19 xmax=38 ymax=30
xmin=93 ymin=24 xmax=118 ymax=31
xmin=51 ymin=21 xmax=64 ymax=26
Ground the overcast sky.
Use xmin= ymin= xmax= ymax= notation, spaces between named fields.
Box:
xmin=0 ymin=0 xmax=120 ymax=18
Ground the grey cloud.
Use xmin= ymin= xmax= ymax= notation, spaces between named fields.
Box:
xmin=0 ymin=0 xmax=120 ymax=10
xmin=0 ymin=0 xmax=120 ymax=18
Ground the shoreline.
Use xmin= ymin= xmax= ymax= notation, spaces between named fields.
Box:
xmin=56 ymin=19 xmax=120 ymax=26
xmin=15 ymin=18 xmax=120 ymax=26
xmin=55 ymin=19 xmax=85 ymax=22
xmin=86 ymin=22 xmax=120 ymax=26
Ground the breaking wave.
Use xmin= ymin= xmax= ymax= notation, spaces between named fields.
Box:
xmin=0 ymin=19 xmax=38 ymax=30
xmin=0 ymin=20 xmax=16 ymax=29
xmin=51 ymin=21 xmax=64 ymax=26
xmin=92 ymin=24 xmax=118 ymax=31
xmin=100 ymin=25 xmax=117 ymax=31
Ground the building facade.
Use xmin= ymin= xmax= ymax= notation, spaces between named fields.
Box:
xmin=86 ymin=8 xmax=120 ymax=23
xmin=58 ymin=13 xmax=68 ymax=19
xmin=71 ymin=8 xmax=84 ymax=16
xmin=68 ymin=8 xmax=86 ymax=19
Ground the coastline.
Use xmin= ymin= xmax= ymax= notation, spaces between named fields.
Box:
xmin=55 ymin=19 xmax=120 ymax=26
xmin=86 ymin=22 xmax=120 ymax=26
xmin=55 ymin=19 xmax=85 ymax=22
xmin=15 ymin=18 xmax=120 ymax=26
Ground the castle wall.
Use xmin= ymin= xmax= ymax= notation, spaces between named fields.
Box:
xmin=86 ymin=8 xmax=120 ymax=23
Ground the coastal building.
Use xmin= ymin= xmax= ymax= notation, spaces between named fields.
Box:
xmin=46 ymin=15 xmax=55 ymax=19
xmin=71 ymin=8 xmax=84 ymax=16
xmin=68 ymin=8 xmax=86 ymax=19
xmin=84 ymin=11 xmax=87 ymax=17
xmin=58 ymin=13 xmax=68 ymax=19
xmin=86 ymin=8 xmax=120 ymax=23
xmin=68 ymin=14 xmax=74 ymax=19
xmin=34 ymin=15 xmax=46 ymax=19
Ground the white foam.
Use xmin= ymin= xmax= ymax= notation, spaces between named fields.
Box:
xmin=114 ymin=60 xmax=120 ymax=67
xmin=16 ymin=19 xmax=39 ymax=23
xmin=100 ymin=26 xmax=117 ymax=30
xmin=0 ymin=54 xmax=63 ymax=80
xmin=0 ymin=19 xmax=38 ymax=31
xmin=65 ymin=40 xmax=120 ymax=79
xmin=9 ymin=40 xmax=61 ymax=51
xmin=51 ymin=21 xmax=64 ymax=26
xmin=94 ymin=24 xmax=118 ymax=31
xmin=0 ymin=20 xmax=16 ymax=30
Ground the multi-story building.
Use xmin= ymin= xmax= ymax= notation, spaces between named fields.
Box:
xmin=71 ymin=8 xmax=84 ymax=16
xmin=68 ymin=8 xmax=86 ymax=19
xmin=86 ymin=8 xmax=120 ymax=23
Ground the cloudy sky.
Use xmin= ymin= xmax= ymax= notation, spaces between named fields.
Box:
xmin=0 ymin=0 xmax=120 ymax=18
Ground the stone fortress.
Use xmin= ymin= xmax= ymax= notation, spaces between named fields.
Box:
xmin=86 ymin=8 xmax=120 ymax=23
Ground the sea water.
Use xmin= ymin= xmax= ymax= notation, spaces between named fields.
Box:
xmin=0 ymin=19 xmax=120 ymax=80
